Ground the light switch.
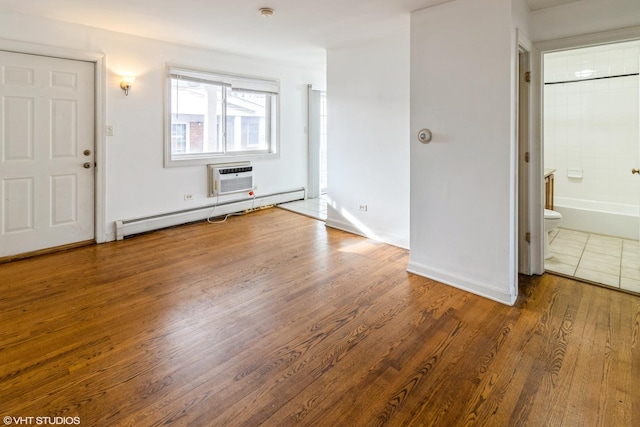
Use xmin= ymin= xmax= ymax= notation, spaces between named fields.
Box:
xmin=106 ymin=125 xmax=114 ymax=136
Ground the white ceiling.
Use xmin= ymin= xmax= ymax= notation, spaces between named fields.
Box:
xmin=0 ymin=0 xmax=583 ymax=67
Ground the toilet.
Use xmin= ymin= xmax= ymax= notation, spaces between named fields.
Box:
xmin=544 ymin=209 xmax=562 ymax=259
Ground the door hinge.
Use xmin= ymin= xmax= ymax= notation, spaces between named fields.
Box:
xmin=525 ymin=71 xmax=531 ymax=83
xmin=525 ymin=152 xmax=530 ymax=163
xmin=525 ymin=232 xmax=531 ymax=243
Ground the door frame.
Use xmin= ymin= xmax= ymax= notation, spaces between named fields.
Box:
xmin=307 ymin=85 xmax=327 ymax=199
xmin=531 ymin=25 xmax=640 ymax=274
xmin=517 ymin=31 xmax=535 ymax=275
xmin=0 ymin=39 xmax=107 ymax=244
xmin=307 ymin=84 xmax=321 ymax=199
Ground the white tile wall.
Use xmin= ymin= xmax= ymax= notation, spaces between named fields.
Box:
xmin=544 ymin=40 xmax=640 ymax=208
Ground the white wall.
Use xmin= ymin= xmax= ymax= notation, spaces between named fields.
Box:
xmin=326 ymin=34 xmax=410 ymax=248
xmin=544 ymin=42 xmax=640 ymax=213
xmin=408 ymin=0 xmax=529 ymax=305
xmin=531 ymin=0 xmax=640 ymax=42
xmin=512 ymin=0 xmax=533 ymax=35
xmin=0 ymin=10 xmax=325 ymax=242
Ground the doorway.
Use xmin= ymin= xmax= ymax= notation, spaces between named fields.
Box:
xmin=280 ymin=87 xmax=327 ymax=221
xmin=308 ymin=87 xmax=327 ymax=199
xmin=518 ymin=43 xmax=532 ymax=275
xmin=542 ymin=40 xmax=640 ymax=293
xmin=0 ymin=51 xmax=96 ymax=258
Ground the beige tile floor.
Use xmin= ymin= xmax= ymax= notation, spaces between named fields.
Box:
xmin=545 ymin=227 xmax=640 ymax=293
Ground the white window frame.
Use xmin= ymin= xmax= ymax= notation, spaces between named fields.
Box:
xmin=164 ymin=65 xmax=280 ymax=167
xmin=171 ymin=122 xmax=188 ymax=154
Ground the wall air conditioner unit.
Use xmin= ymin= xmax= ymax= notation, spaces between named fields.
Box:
xmin=208 ymin=162 xmax=253 ymax=197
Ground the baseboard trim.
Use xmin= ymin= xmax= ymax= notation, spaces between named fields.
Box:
xmin=115 ymin=188 xmax=305 ymax=240
xmin=325 ymin=218 xmax=409 ymax=249
xmin=0 ymin=240 xmax=95 ymax=264
xmin=407 ymin=260 xmax=516 ymax=306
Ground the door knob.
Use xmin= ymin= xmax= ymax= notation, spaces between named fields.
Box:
xmin=632 ymin=168 xmax=640 ymax=175
xmin=83 ymin=162 xmax=92 ymax=169
xmin=417 ymin=128 xmax=432 ymax=144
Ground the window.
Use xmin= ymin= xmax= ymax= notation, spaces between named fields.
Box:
xmin=171 ymin=123 xmax=187 ymax=154
xmin=165 ymin=66 xmax=279 ymax=167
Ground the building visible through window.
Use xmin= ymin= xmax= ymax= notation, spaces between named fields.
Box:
xmin=165 ymin=67 xmax=278 ymax=167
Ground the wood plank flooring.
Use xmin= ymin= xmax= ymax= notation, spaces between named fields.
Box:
xmin=1 ymin=208 xmax=638 ymax=426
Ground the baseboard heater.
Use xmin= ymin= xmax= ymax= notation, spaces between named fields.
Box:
xmin=115 ymin=188 xmax=305 ymax=240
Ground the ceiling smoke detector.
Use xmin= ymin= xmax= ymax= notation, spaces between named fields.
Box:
xmin=259 ymin=7 xmax=274 ymax=17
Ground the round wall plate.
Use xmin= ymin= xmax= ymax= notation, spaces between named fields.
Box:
xmin=418 ymin=128 xmax=432 ymax=144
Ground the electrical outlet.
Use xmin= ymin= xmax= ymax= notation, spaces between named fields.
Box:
xmin=184 ymin=194 xmax=193 ymax=201
xmin=358 ymin=204 xmax=368 ymax=212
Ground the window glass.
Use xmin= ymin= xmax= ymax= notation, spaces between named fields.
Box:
xmin=227 ymin=90 xmax=269 ymax=152
xmin=165 ymin=67 xmax=278 ymax=167
xmin=171 ymin=123 xmax=187 ymax=154
xmin=170 ymin=78 xmax=224 ymax=157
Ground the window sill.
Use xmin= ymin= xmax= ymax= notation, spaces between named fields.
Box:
xmin=164 ymin=151 xmax=279 ymax=168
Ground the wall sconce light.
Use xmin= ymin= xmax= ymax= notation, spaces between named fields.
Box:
xmin=120 ymin=76 xmax=135 ymax=96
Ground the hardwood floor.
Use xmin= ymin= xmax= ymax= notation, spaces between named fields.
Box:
xmin=1 ymin=208 xmax=638 ymax=426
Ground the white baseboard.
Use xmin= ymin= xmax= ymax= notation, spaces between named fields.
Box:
xmin=325 ymin=217 xmax=409 ymax=249
xmin=407 ymin=259 xmax=516 ymax=306
xmin=115 ymin=188 xmax=305 ymax=240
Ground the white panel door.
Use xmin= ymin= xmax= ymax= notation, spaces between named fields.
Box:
xmin=0 ymin=51 xmax=94 ymax=257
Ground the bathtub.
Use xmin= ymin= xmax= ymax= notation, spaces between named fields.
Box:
xmin=553 ymin=197 xmax=639 ymax=240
